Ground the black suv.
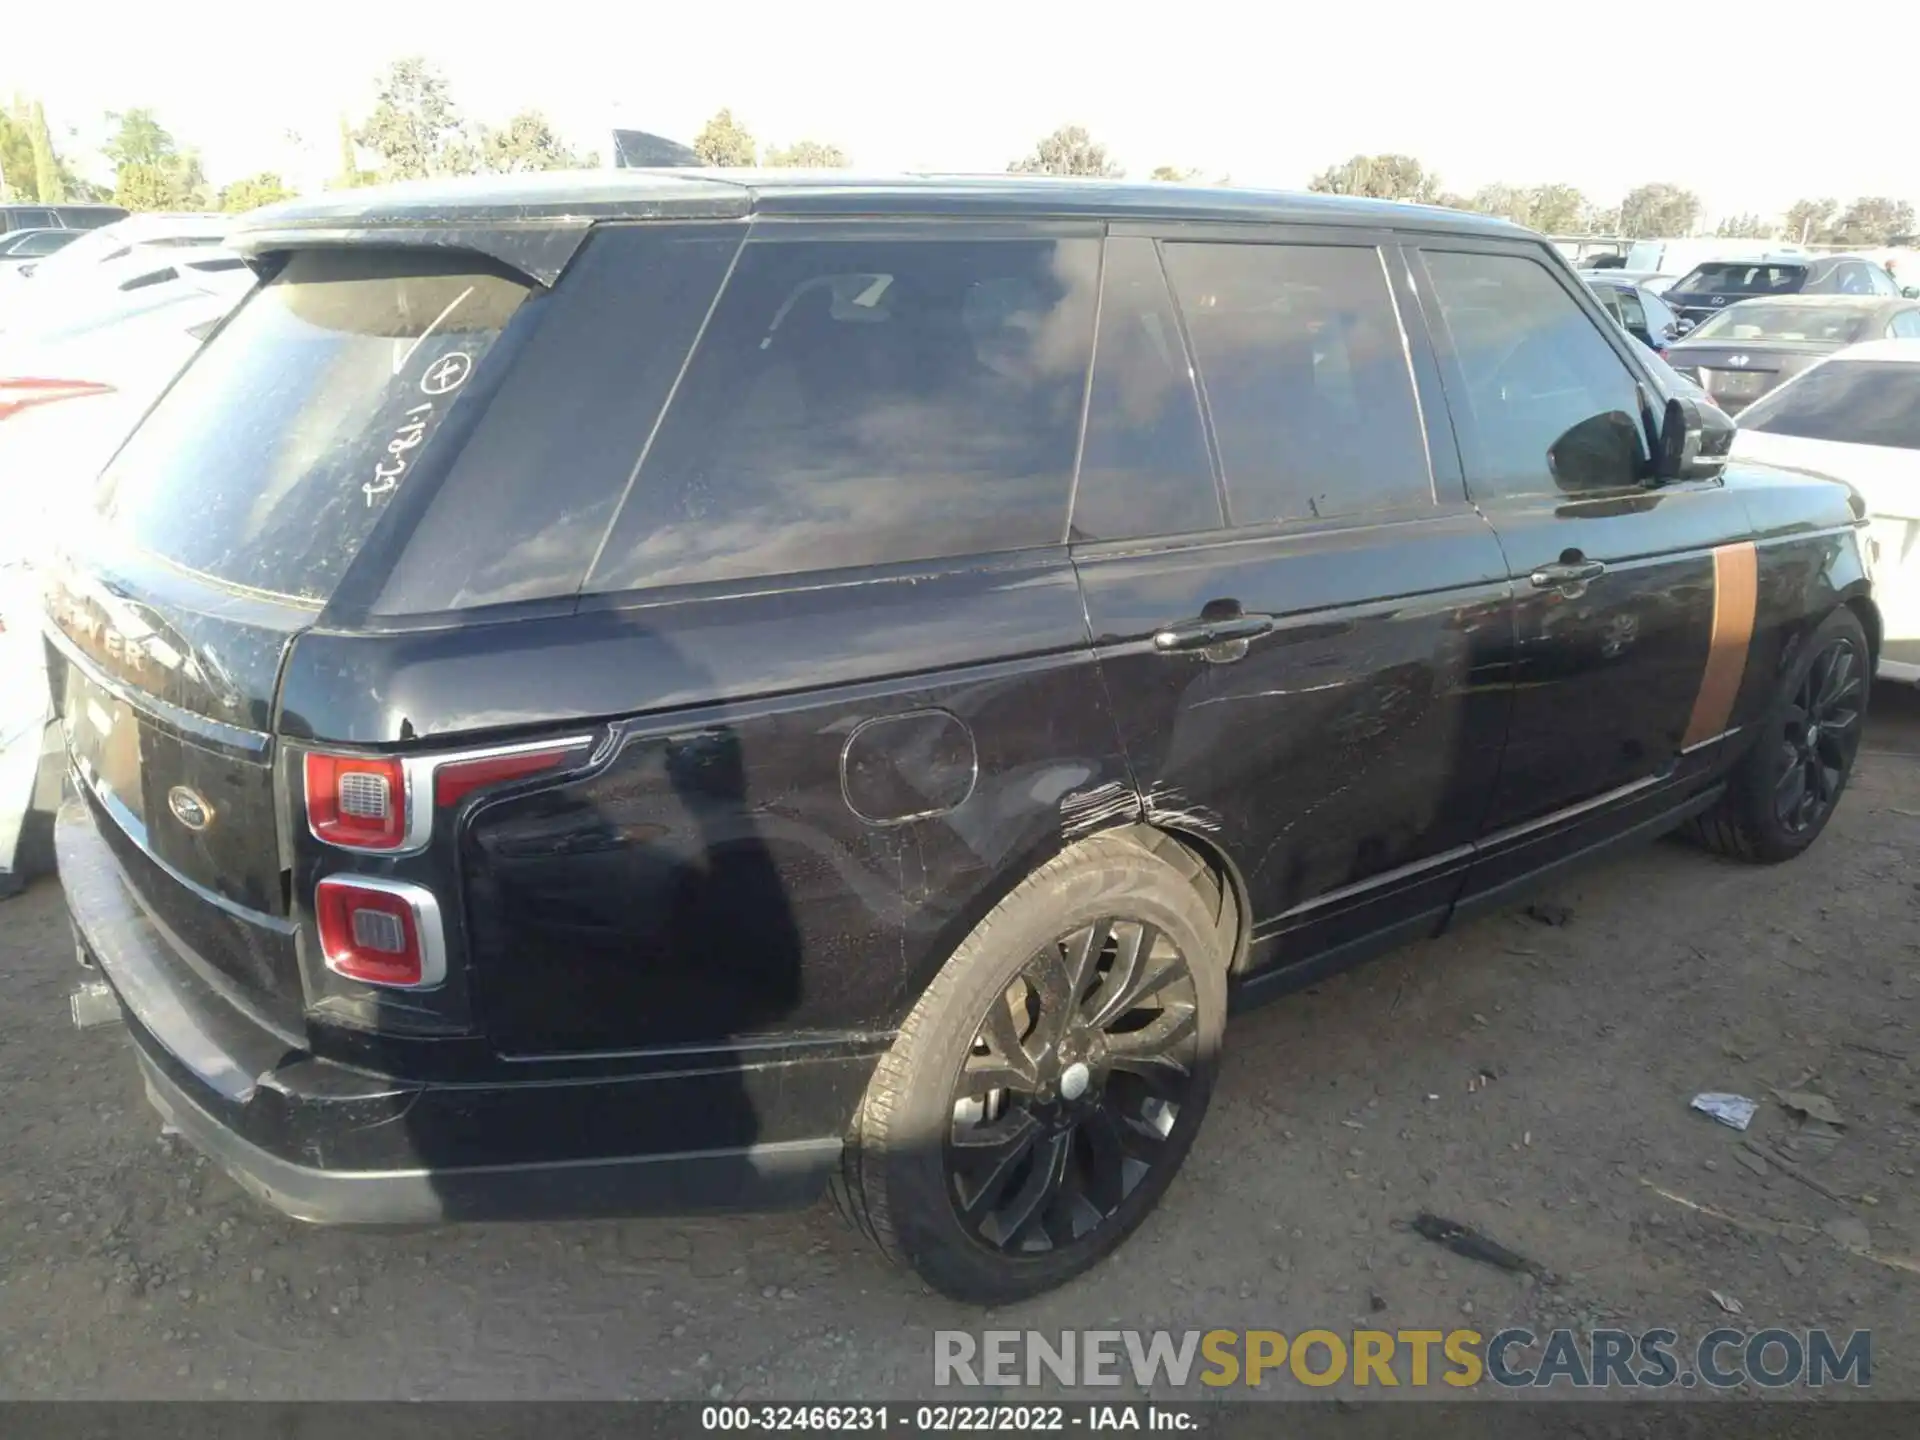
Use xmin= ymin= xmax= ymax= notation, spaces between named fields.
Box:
xmin=0 ymin=202 xmax=128 ymax=235
xmin=50 ymin=174 xmax=1874 ymax=1303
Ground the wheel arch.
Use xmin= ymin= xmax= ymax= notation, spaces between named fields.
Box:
xmin=1845 ymin=593 xmax=1881 ymax=673
xmin=886 ymin=819 xmax=1249 ymax=1030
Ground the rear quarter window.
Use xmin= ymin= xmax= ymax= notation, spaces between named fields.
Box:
xmin=585 ymin=231 xmax=1100 ymax=594
xmin=96 ymin=249 xmax=530 ymax=604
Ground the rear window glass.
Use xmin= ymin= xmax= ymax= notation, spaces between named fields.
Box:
xmin=585 ymin=234 xmax=1099 ymax=594
xmin=1687 ymin=304 xmax=1870 ymax=344
xmin=1672 ymin=263 xmax=1807 ymax=296
xmin=1739 ymin=361 xmax=1920 ymax=451
xmin=96 ymin=250 xmax=529 ymax=604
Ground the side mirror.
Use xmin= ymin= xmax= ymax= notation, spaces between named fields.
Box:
xmin=1903 ymin=285 xmax=1920 ymax=300
xmin=1673 ymin=316 xmax=1696 ymax=336
xmin=1548 ymin=410 xmax=1644 ymax=492
xmin=1657 ymin=396 xmax=1734 ymax=483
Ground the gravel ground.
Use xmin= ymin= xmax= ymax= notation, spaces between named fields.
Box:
xmin=2 ymin=691 xmax=1918 ymax=1402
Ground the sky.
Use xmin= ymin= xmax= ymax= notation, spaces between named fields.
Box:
xmin=8 ymin=0 xmax=1916 ymax=225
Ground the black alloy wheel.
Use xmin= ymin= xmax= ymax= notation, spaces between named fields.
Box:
xmin=1773 ymin=634 xmax=1863 ymax=836
xmin=946 ymin=916 xmax=1200 ymax=1255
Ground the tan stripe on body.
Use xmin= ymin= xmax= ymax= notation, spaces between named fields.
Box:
xmin=1683 ymin=541 xmax=1758 ymax=748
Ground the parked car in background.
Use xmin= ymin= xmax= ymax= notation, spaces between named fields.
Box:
xmin=0 ymin=238 xmax=254 ymax=900
xmin=47 ymin=173 xmax=1874 ymax=1304
xmin=1623 ymin=237 xmax=1803 ymax=283
xmin=1664 ymin=254 xmax=1903 ymax=328
xmin=0 ymin=203 xmax=127 ymax=236
xmin=0 ymin=213 xmax=229 ymax=315
xmin=1732 ymin=341 xmax=1920 ymax=679
xmin=1584 ymin=273 xmax=1686 ymax=354
xmin=1601 ymin=268 xmax=1680 ymax=295
xmin=0 ymin=229 xmax=80 ymax=267
xmin=1665 ymin=295 xmax=1920 ymax=414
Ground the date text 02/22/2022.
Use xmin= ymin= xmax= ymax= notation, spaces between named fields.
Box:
xmin=701 ymin=1406 xmax=1194 ymax=1431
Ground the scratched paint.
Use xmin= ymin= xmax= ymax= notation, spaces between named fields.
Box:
xmin=1059 ymin=780 xmax=1143 ymax=839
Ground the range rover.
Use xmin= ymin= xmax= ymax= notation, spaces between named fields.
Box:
xmin=49 ymin=173 xmax=1875 ymax=1302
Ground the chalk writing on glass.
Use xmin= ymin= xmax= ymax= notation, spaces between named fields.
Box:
xmin=420 ymin=351 xmax=473 ymax=396
xmin=363 ymin=401 xmax=436 ymax=507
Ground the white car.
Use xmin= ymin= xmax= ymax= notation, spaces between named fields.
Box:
xmin=0 ymin=226 xmax=255 ymax=898
xmin=1730 ymin=339 xmax=1920 ymax=680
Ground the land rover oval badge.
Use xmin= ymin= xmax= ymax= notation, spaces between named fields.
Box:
xmin=167 ymin=786 xmax=213 ymax=832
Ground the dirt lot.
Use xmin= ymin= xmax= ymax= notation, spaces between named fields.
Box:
xmin=3 ymin=693 xmax=1918 ymax=1402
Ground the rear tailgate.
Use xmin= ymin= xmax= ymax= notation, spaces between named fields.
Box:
xmin=49 ymin=247 xmax=537 ymax=1030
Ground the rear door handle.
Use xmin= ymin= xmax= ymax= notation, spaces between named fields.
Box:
xmin=1529 ymin=560 xmax=1607 ymax=590
xmin=1152 ymin=614 xmax=1275 ymax=653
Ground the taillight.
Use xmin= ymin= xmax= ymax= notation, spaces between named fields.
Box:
xmin=304 ymin=738 xmax=591 ymax=854
xmin=304 ymin=753 xmax=410 ymax=851
xmin=314 ymin=876 xmax=445 ymax=989
xmin=433 ymin=745 xmax=585 ymax=808
xmin=0 ymin=377 xmax=114 ymax=424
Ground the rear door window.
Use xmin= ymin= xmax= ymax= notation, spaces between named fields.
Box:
xmin=1070 ymin=236 xmax=1222 ymax=542
xmin=586 ymin=231 xmax=1100 ymax=594
xmin=1161 ymin=239 xmax=1433 ymax=525
xmin=96 ymin=249 xmax=531 ymax=605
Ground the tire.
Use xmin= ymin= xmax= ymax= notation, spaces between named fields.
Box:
xmin=1688 ymin=605 xmax=1869 ymax=864
xmin=835 ymin=828 xmax=1229 ymax=1303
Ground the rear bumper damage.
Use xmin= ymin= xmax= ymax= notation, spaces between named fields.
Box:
xmin=55 ymin=796 xmax=860 ymax=1224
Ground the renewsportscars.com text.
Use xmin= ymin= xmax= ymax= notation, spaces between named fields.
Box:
xmin=934 ymin=1328 xmax=1871 ymax=1390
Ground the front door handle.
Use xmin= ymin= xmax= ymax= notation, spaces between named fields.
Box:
xmin=1529 ymin=560 xmax=1607 ymax=591
xmin=1152 ymin=613 xmax=1275 ymax=653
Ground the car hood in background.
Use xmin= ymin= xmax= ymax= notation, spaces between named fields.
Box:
xmin=1735 ymin=428 xmax=1920 ymax=646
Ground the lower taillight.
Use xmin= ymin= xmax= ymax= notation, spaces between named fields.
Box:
xmin=0 ymin=377 xmax=114 ymax=423
xmin=314 ymin=876 xmax=445 ymax=989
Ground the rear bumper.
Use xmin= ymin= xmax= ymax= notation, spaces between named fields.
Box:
xmin=56 ymin=797 xmax=869 ymax=1224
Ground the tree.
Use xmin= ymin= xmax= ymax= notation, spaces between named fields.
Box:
xmin=763 ymin=139 xmax=848 ymax=168
xmin=1830 ymin=196 xmax=1916 ymax=248
xmin=1527 ymin=183 xmax=1587 ymax=234
xmin=1307 ymin=154 xmax=1437 ymax=204
xmin=1008 ymin=125 xmax=1122 ymax=178
xmin=1782 ymin=197 xmax=1836 ymax=244
xmin=1149 ymin=164 xmax=1198 ymax=182
xmin=355 ymin=58 xmax=475 ymax=180
xmin=103 ymin=108 xmax=176 ymax=169
xmin=331 ymin=116 xmax=380 ymax=190
xmin=0 ymin=110 xmax=36 ymax=200
xmin=103 ymin=109 xmax=206 ymax=210
xmin=29 ymin=102 xmax=63 ymax=203
xmin=1466 ymin=183 xmax=1532 ymax=225
xmin=480 ymin=111 xmax=592 ymax=173
xmin=1616 ymin=182 xmax=1701 ymax=239
xmin=1714 ymin=212 xmax=1773 ymax=239
xmin=114 ymin=157 xmax=207 ymax=211
xmin=219 ymin=172 xmax=295 ymax=212
xmin=692 ymin=109 xmax=756 ymax=167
